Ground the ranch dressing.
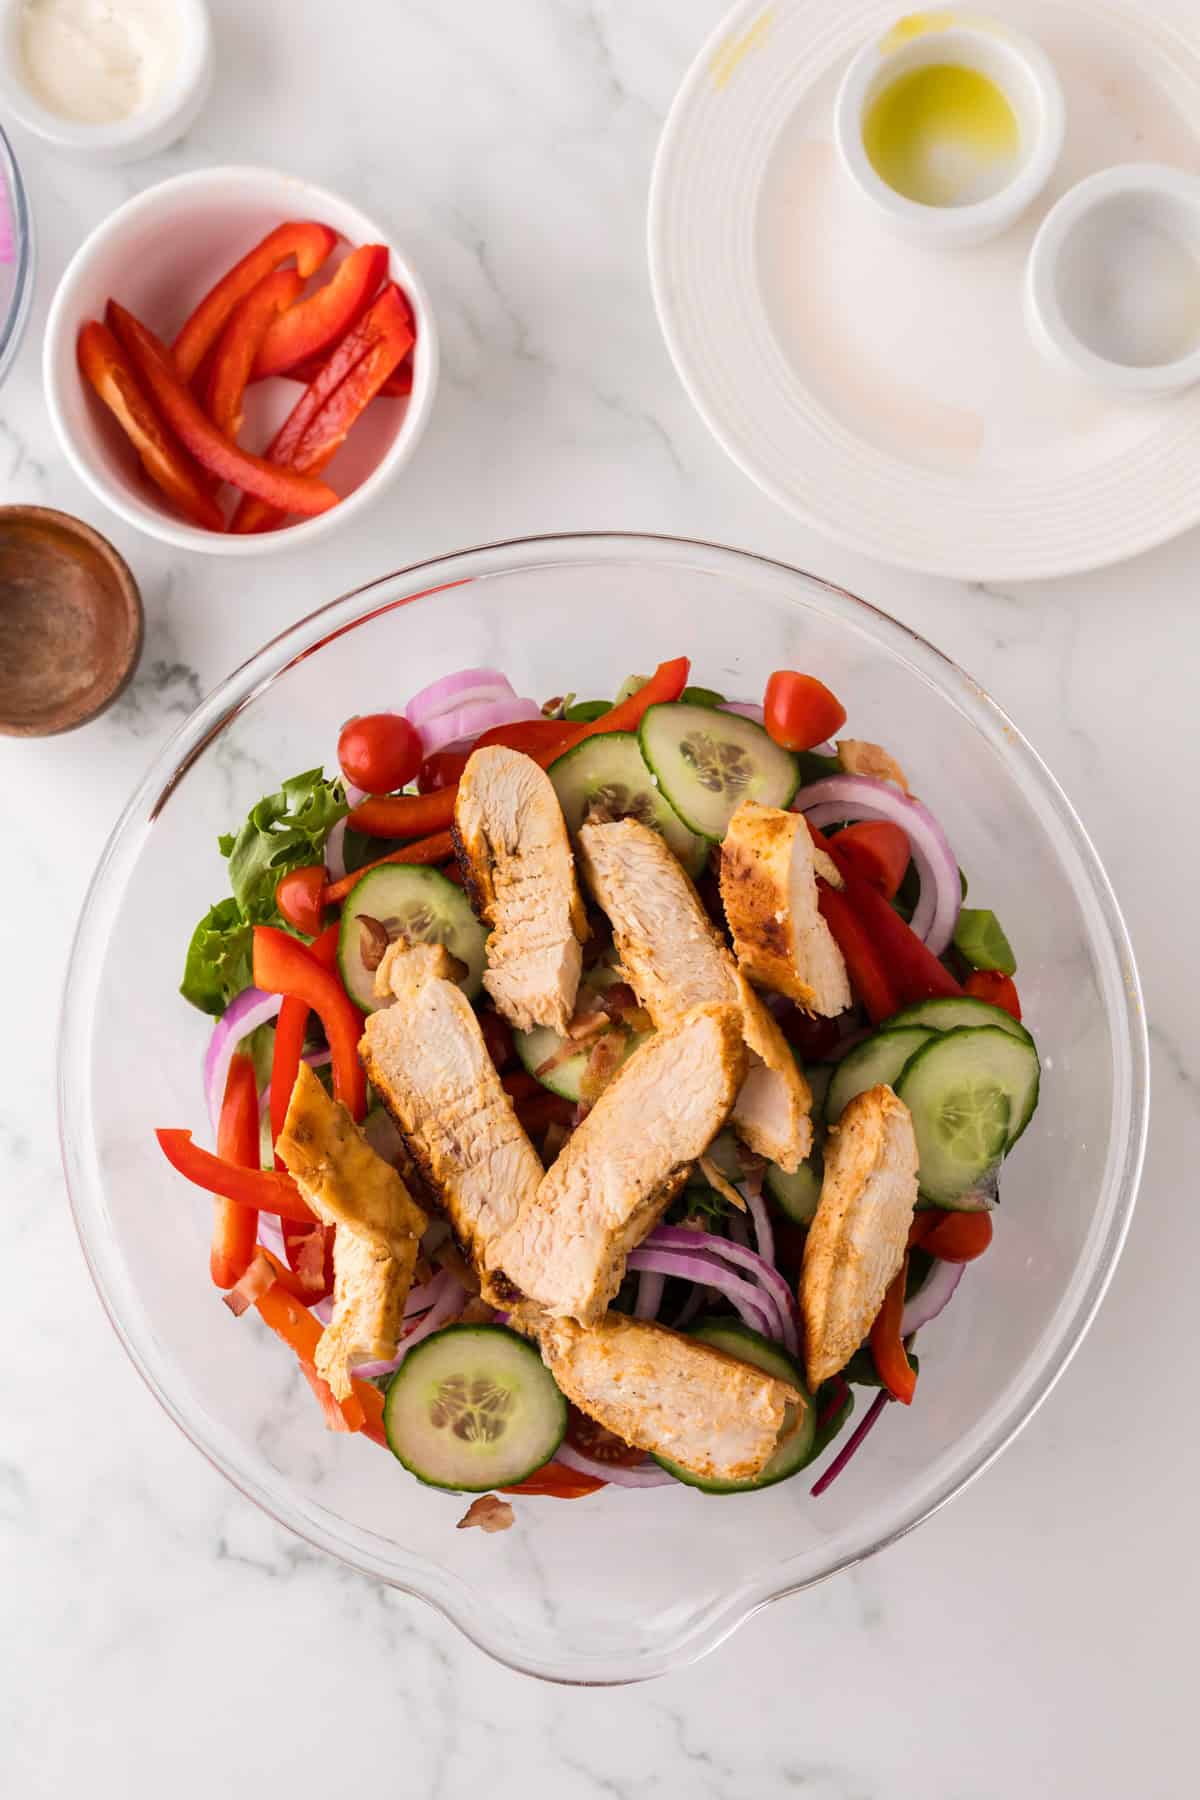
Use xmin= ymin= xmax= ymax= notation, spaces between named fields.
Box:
xmin=18 ymin=0 xmax=180 ymax=125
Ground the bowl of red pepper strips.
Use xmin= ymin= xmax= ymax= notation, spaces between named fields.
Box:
xmin=43 ymin=166 xmax=438 ymax=554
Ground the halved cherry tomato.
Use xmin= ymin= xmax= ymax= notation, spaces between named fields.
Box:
xmin=565 ymin=1405 xmax=646 ymax=1468
xmin=275 ymin=865 xmax=327 ymax=937
xmin=919 ymin=1210 xmax=994 ymax=1262
xmin=833 ymin=821 xmax=911 ymax=901
xmin=338 ymin=711 xmax=423 ymax=795
xmin=418 ymin=747 xmax=471 ymax=792
xmin=964 ymin=969 xmax=1022 ymax=1020
xmin=764 ymin=670 xmax=847 ymax=752
xmin=480 ymin=1009 xmax=515 ymax=1072
xmin=503 ymin=1462 xmax=606 ymax=1499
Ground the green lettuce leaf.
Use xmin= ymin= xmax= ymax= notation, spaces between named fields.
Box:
xmin=180 ymin=898 xmax=255 ymax=1016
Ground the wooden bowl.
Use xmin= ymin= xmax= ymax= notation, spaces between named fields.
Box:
xmin=0 ymin=506 xmax=143 ymax=736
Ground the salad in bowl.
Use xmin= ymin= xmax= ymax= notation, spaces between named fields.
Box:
xmin=63 ymin=535 xmax=1143 ymax=1680
xmin=158 ymin=648 xmax=1041 ymax=1507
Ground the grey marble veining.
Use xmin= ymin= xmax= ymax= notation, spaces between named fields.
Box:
xmin=1 ymin=1 xmax=1195 ymax=1795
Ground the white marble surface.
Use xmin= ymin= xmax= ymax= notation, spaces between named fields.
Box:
xmin=1 ymin=1 xmax=1195 ymax=1793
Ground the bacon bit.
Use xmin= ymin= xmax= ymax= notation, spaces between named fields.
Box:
xmin=222 ymin=1249 xmax=277 ymax=1317
xmin=541 ymin=694 xmax=566 ymax=718
xmin=698 ymin=1154 xmax=748 ymax=1213
xmin=358 ymin=914 xmax=391 ymax=972
xmin=535 ymin=1020 xmax=609 ymax=1077
xmin=457 ymin=1494 xmax=515 ymax=1533
xmin=298 ymin=1359 xmax=354 ymax=1432
xmin=295 ymin=1225 xmax=330 ymax=1293
xmin=580 ymin=1029 xmax=626 ymax=1104
xmin=836 ymin=738 xmax=910 ymax=793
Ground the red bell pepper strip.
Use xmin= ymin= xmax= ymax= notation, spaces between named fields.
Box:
xmin=559 ymin=657 xmax=690 ymax=752
xmin=205 ymin=266 xmax=304 ymax=439
xmin=77 ymin=321 xmax=226 ymax=532
xmin=836 ymin=865 xmax=961 ymax=1006
xmin=347 ymin=786 xmax=457 ymax=840
xmin=283 ymin=353 xmax=413 ymax=397
xmin=173 ymin=220 xmax=337 ymax=380
xmin=156 ymin=1130 xmax=315 ymax=1221
xmin=817 ymin=881 xmax=899 ymax=1024
xmin=269 ymin=924 xmax=339 ymax=1300
xmin=870 ymin=1255 xmax=917 ymax=1404
xmin=252 ymin=925 xmax=367 ymax=1121
xmin=919 ymin=1209 xmax=994 ymax=1262
xmin=209 ymin=1054 xmax=261 ymax=1290
xmin=107 ymin=303 xmax=339 ymax=517
xmin=322 ymin=831 xmax=456 ymax=907
xmin=964 ymin=969 xmax=1022 ymax=1020
xmin=503 ymin=1462 xmax=606 ymax=1498
xmin=231 ymin=284 xmax=413 ymax=533
xmin=253 ymin=1279 xmax=371 ymax=1435
xmin=252 ymin=243 xmax=389 ymax=379
xmin=472 ymin=718 xmax=577 ymax=760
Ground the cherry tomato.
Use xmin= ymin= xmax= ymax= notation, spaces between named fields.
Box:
xmin=919 ymin=1210 xmax=993 ymax=1262
xmin=764 ymin=670 xmax=847 ymax=752
xmin=275 ymin=865 xmax=326 ymax=937
xmin=417 ymin=747 xmax=470 ymax=793
xmin=565 ymin=1405 xmax=646 ymax=1468
xmin=833 ymin=821 xmax=911 ymax=900
xmin=479 ymin=1009 xmax=515 ymax=1072
xmin=964 ymin=969 xmax=1022 ymax=1020
xmin=338 ymin=711 xmax=422 ymax=794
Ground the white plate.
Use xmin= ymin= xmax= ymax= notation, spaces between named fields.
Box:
xmin=650 ymin=0 xmax=1200 ymax=579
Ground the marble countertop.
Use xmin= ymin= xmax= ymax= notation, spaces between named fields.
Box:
xmin=2 ymin=2 xmax=1194 ymax=1793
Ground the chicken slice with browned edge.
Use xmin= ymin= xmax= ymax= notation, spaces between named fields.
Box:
xmin=359 ymin=946 xmax=544 ymax=1299
xmin=801 ymin=1084 xmax=919 ymax=1389
xmin=514 ymin=1307 xmax=801 ymax=1484
xmin=453 ymin=745 xmax=588 ymax=1034
xmin=719 ymin=800 xmax=851 ymax=1017
xmin=491 ymin=1003 xmax=746 ymax=1323
xmin=276 ymin=1063 xmax=428 ymax=1400
xmin=577 ymin=816 xmax=813 ymax=1171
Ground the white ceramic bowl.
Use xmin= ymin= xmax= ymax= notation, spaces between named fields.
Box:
xmin=44 ymin=166 xmax=439 ymax=557
xmin=834 ymin=9 xmax=1064 ymax=250
xmin=1025 ymin=164 xmax=1200 ymax=394
xmin=0 ymin=0 xmax=213 ymax=163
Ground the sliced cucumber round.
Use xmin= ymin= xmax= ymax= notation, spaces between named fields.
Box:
xmin=824 ymin=1026 xmax=936 ymax=1125
xmin=338 ymin=865 xmax=487 ymax=1012
xmin=514 ymin=1019 xmax=647 ymax=1101
xmin=549 ymin=731 xmax=707 ymax=875
xmin=653 ymin=1320 xmax=815 ymax=1493
xmin=637 ymin=703 xmax=800 ymax=841
xmin=895 ymin=1025 xmax=1041 ymax=1207
xmin=886 ymin=996 xmax=1034 ymax=1048
xmin=383 ymin=1324 xmax=567 ymax=1491
xmin=765 ymin=1154 xmax=822 ymax=1225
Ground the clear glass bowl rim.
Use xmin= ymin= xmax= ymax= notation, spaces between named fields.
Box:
xmin=58 ymin=531 xmax=1149 ymax=1684
xmin=0 ymin=120 xmax=35 ymax=389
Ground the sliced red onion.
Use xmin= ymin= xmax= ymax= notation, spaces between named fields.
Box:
xmin=646 ymin=1225 xmax=799 ymax=1358
xmin=256 ymin=1213 xmax=286 ymax=1260
xmin=746 ymin=1187 xmax=774 ymax=1269
xmin=810 ymin=1390 xmax=890 ymax=1497
xmin=324 ymin=817 xmax=349 ymax=883
xmin=901 ymin=1257 xmax=965 ymax=1336
xmin=204 ymin=988 xmax=283 ymax=1138
xmin=554 ymin=1442 xmax=677 ymax=1489
xmin=634 ymin=1270 xmax=665 ymax=1321
xmin=416 ymin=695 xmax=541 ymax=759
xmin=627 ymin=1246 xmax=776 ymax=1342
xmin=794 ymin=774 xmax=961 ymax=955
xmin=722 ymin=700 xmax=765 ymax=725
xmin=406 ymin=668 xmax=514 ymax=727
xmin=312 ymin=1294 xmax=334 ymax=1326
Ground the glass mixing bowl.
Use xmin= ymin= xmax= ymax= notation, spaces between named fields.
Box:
xmin=0 ymin=121 xmax=34 ymax=390
xmin=59 ymin=534 xmax=1148 ymax=1683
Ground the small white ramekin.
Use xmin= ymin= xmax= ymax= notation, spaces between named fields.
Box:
xmin=0 ymin=0 xmax=213 ymax=164
xmin=834 ymin=9 xmax=1065 ymax=250
xmin=44 ymin=166 xmax=439 ymax=557
xmin=1025 ymin=164 xmax=1200 ymax=395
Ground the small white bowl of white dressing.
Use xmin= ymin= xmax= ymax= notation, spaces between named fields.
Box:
xmin=0 ymin=0 xmax=212 ymax=163
xmin=1025 ymin=164 xmax=1200 ymax=395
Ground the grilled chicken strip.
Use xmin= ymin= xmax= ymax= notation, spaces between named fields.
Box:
xmin=719 ymin=800 xmax=851 ymax=1017
xmin=492 ymin=1004 xmax=746 ymax=1323
xmin=577 ymin=816 xmax=813 ymax=1171
xmin=514 ymin=1307 xmax=802 ymax=1484
xmin=801 ymin=1084 xmax=919 ymax=1389
xmin=276 ymin=1063 xmax=428 ymax=1399
xmin=359 ymin=945 xmax=544 ymax=1295
xmin=453 ymin=745 xmax=588 ymax=1034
